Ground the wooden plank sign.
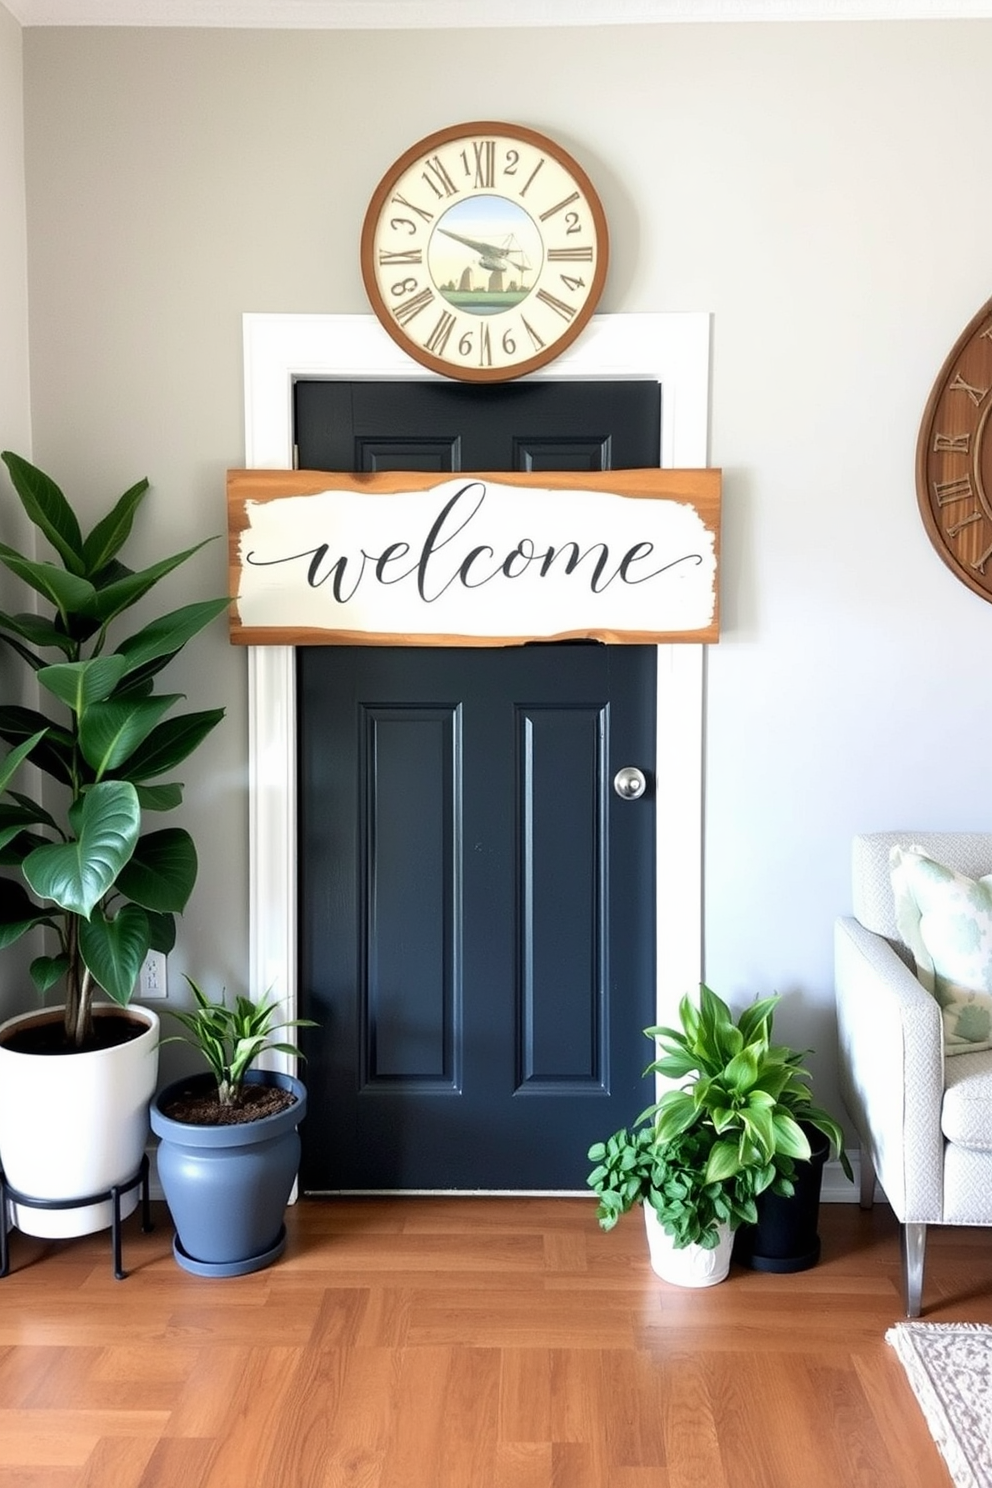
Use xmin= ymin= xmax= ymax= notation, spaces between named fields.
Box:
xmin=227 ymin=468 xmax=721 ymax=646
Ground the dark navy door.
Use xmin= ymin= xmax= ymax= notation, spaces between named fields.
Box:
xmin=295 ymin=379 xmax=659 ymax=1190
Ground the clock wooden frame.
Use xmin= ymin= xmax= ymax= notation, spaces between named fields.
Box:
xmin=916 ymin=294 xmax=992 ymax=605
xmin=360 ymin=121 xmax=609 ymax=384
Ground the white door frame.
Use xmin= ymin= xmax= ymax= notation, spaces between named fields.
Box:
xmin=241 ymin=311 xmax=710 ymax=1072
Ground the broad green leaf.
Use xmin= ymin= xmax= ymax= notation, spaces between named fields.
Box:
xmin=79 ymin=902 xmax=151 ymax=1004
xmin=76 ymin=540 xmax=216 ymax=628
xmin=0 ymin=707 xmax=73 ymax=786
xmin=679 ymin=993 xmax=701 ymax=1044
xmin=0 ymin=730 xmax=46 ymax=798
xmin=0 ymin=609 xmax=76 ymax=656
xmin=0 ymin=795 xmax=53 ymax=852
xmin=80 ymin=477 xmax=149 ymax=574
xmin=119 ymin=708 xmax=224 ymax=781
xmin=30 ymin=953 xmax=69 ymax=994
xmin=135 ymin=781 xmax=183 ymax=811
xmin=0 ymin=874 xmax=54 ymax=944
xmin=22 ymin=780 xmax=140 ymax=916
xmin=0 ymin=704 xmax=71 ymax=747
xmin=0 ymin=628 xmax=51 ymax=672
xmin=114 ymin=598 xmax=230 ymax=676
xmin=723 ymin=1046 xmax=759 ymax=1092
xmin=703 ymin=1139 xmax=743 ymax=1184
xmin=116 ymin=827 xmax=197 ymax=913
xmin=737 ymin=995 xmax=780 ymax=1044
xmin=650 ymin=1049 xmax=701 ymax=1079
xmin=651 ymin=1091 xmax=698 ymax=1143
xmin=771 ymin=1112 xmax=812 ymax=1161
xmin=146 ymin=908 xmax=176 ymax=953
xmin=740 ymin=1104 xmax=776 ymax=1159
xmin=0 ymin=830 xmax=52 ymax=866
xmin=1 ymin=452 xmax=85 ymax=574
xmin=7 ymin=791 xmax=60 ymax=831
xmin=0 ymin=548 xmax=95 ymax=618
xmin=38 ymin=656 xmax=129 ymax=714
xmin=79 ymin=693 xmax=181 ymax=776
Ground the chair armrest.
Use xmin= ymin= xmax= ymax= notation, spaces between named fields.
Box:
xmin=835 ymin=915 xmax=944 ymax=1222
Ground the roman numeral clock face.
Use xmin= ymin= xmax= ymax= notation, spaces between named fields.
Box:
xmin=917 ymin=294 xmax=992 ymax=605
xmin=360 ymin=122 xmax=609 ymax=383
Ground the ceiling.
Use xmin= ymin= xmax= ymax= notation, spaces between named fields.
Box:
xmin=5 ymin=0 xmax=992 ymax=26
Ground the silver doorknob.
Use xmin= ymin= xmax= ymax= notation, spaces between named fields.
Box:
xmin=613 ymin=766 xmax=647 ymax=800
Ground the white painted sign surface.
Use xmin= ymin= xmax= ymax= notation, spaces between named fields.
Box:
xmin=227 ymin=469 xmax=721 ymax=646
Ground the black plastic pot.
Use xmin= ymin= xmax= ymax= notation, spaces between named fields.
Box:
xmin=151 ymin=1069 xmax=306 ymax=1277
xmin=733 ymin=1123 xmax=830 ymax=1273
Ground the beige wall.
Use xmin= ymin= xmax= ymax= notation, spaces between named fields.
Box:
xmin=0 ymin=2 xmax=33 ymax=1020
xmin=0 ymin=3 xmax=28 ymax=465
xmin=12 ymin=20 xmax=992 ymax=1120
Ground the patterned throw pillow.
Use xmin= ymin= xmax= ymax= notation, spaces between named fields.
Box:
xmin=889 ymin=845 xmax=992 ymax=1054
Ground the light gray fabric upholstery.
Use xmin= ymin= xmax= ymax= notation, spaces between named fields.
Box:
xmin=942 ymin=1051 xmax=992 ymax=1149
xmin=836 ymin=831 xmax=992 ymax=1315
xmin=851 ymin=832 xmax=992 ymax=940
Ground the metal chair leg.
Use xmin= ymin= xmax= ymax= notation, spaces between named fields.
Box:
xmin=901 ymin=1222 xmax=927 ymax=1318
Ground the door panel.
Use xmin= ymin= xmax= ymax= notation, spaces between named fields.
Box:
xmin=293 ymin=378 xmax=660 ymax=472
xmin=297 ymin=643 xmax=655 ymax=1190
xmin=294 ymin=378 xmax=660 ymax=1190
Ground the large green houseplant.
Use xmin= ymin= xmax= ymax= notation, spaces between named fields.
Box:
xmin=0 ymin=451 xmax=227 ymax=1044
xmin=587 ymin=983 xmax=851 ymax=1283
xmin=0 ymin=450 xmax=227 ymax=1243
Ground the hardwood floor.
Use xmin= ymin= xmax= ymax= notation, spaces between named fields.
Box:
xmin=0 ymin=1197 xmax=989 ymax=1487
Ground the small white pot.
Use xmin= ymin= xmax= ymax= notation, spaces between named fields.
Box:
xmin=643 ymin=1203 xmax=733 ymax=1287
xmin=0 ymin=1003 xmax=160 ymax=1238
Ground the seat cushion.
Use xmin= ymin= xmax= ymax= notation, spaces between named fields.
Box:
xmin=942 ymin=1049 xmax=992 ymax=1149
xmin=890 ymin=844 xmax=992 ymax=1054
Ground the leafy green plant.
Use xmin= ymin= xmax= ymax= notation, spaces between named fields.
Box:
xmin=646 ymin=983 xmax=853 ymax=1191
xmin=587 ymin=983 xmax=852 ymax=1249
xmin=587 ymin=1122 xmax=756 ymax=1249
xmin=0 ymin=451 xmax=228 ymax=1047
xmin=163 ymin=976 xmax=317 ymax=1108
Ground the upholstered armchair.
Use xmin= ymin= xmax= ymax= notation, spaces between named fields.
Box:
xmin=835 ymin=831 xmax=992 ymax=1317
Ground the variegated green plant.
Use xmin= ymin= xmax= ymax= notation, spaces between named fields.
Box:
xmin=644 ymin=982 xmax=853 ymax=1193
xmin=588 ymin=983 xmax=852 ymax=1248
xmin=163 ymin=977 xmax=316 ymax=1107
xmin=0 ymin=451 xmax=228 ymax=1047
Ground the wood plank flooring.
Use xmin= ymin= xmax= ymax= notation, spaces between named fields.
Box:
xmin=0 ymin=1196 xmax=989 ymax=1487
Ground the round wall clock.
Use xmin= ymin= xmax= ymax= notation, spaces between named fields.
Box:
xmin=360 ymin=121 xmax=609 ymax=383
xmin=916 ymin=294 xmax=992 ymax=605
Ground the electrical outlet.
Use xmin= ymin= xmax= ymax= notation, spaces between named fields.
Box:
xmin=139 ymin=950 xmax=168 ymax=1000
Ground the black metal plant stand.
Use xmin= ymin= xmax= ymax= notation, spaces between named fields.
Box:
xmin=0 ymin=1154 xmax=152 ymax=1279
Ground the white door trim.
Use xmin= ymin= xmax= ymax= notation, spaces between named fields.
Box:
xmin=241 ymin=311 xmax=710 ymax=1072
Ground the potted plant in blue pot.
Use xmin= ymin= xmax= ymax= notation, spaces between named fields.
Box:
xmin=151 ymin=977 xmax=316 ymax=1276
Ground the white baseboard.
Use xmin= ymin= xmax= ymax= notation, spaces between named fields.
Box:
xmin=146 ymin=1151 xmax=874 ymax=1205
xmin=821 ymin=1152 xmax=878 ymax=1204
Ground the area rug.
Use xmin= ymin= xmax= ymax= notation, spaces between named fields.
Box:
xmin=887 ymin=1323 xmax=992 ymax=1488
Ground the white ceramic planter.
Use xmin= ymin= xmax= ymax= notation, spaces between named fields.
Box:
xmin=643 ymin=1203 xmax=733 ymax=1287
xmin=0 ymin=1003 xmax=160 ymax=1238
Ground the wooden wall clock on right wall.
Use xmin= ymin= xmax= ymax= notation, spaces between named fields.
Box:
xmin=916 ymin=295 xmax=992 ymax=604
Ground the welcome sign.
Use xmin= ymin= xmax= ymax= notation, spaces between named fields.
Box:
xmin=227 ymin=468 xmax=721 ymax=646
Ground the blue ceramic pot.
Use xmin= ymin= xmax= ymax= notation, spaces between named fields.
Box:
xmin=150 ymin=1069 xmax=306 ymax=1277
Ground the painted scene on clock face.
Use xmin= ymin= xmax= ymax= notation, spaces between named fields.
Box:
xmin=363 ymin=125 xmax=608 ymax=380
xmin=428 ymin=196 xmax=543 ymax=316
